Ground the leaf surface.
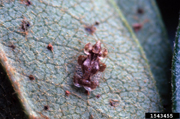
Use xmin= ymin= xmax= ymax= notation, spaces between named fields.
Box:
xmin=172 ymin=15 xmax=180 ymax=112
xmin=0 ymin=0 xmax=162 ymax=118
xmin=116 ymin=0 xmax=172 ymax=111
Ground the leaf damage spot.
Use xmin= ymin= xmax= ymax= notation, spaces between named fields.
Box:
xmin=65 ymin=90 xmax=70 ymax=96
xmin=96 ymin=94 xmax=100 ymax=99
xmin=132 ymin=19 xmax=149 ymax=32
xmin=73 ymin=41 xmax=108 ymax=92
xmin=29 ymin=75 xmax=35 ymax=80
xmin=44 ymin=105 xmax=49 ymax=111
xmin=47 ymin=43 xmax=53 ymax=52
xmin=8 ymin=44 xmax=16 ymax=50
xmin=132 ymin=23 xmax=142 ymax=32
xmin=137 ymin=8 xmax=144 ymax=14
xmin=95 ymin=21 xmax=100 ymax=26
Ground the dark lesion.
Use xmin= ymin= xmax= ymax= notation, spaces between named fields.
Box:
xmin=73 ymin=41 xmax=108 ymax=93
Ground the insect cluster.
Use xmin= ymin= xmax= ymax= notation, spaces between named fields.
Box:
xmin=73 ymin=41 xmax=108 ymax=92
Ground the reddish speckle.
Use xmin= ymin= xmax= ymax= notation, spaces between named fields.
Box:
xmin=132 ymin=23 xmax=143 ymax=32
xmin=47 ymin=43 xmax=53 ymax=51
xmin=29 ymin=75 xmax=35 ymax=80
xmin=65 ymin=90 xmax=71 ymax=96
xmin=44 ymin=105 xmax=49 ymax=110
xmin=96 ymin=94 xmax=100 ymax=99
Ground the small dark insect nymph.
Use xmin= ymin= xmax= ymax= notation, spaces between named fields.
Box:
xmin=73 ymin=41 xmax=108 ymax=93
xmin=21 ymin=19 xmax=30 ymax=35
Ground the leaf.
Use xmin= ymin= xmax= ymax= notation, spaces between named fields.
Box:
xmin=172 ymin=15 xmax=180 ymax=112
xmin=116 ymin=0 xmax=172 ymax=111
xmin=0 ymin=64 xmax=27 ymax=118
xmin=0 ymin=0 xmax=162 ymax=118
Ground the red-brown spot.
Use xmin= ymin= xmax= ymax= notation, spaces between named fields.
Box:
xmin=29 ymin=75 xmax=35 ymax=80
xmin=47 ymin=43 xmax=53 ymax=51
xmin=96 ymin=94 xmax=100 ymax=99
xmin=65 ymin=90 xmax=71 ymax=96
xmin=132 ymin=23 xmax=143 ymax=32
xmin=44 ymin=105 xmax=49 ymax=110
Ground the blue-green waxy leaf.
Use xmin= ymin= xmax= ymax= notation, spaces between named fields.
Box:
xmin=172 ymin=15 xmax=180 ymax=113
xmin=116 ymin=0 xmax=172 ymax=111
xmin=0 ymin=0 xmax=162 ymax=118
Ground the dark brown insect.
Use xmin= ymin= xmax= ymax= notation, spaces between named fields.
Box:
xmin=47 ymin=43 xmax=53 ymax=51
xmin=26 ymin=0 xmax=32 ymax=6
xmin=9 ymin=44 xmax=16 ymax=50
xmin=65 ymin=90 xmax=71 ymax=96
xmin=29 ymin=75 xmax=35 ymax=80
xmin=96 ymin=94 xmax=100 ymax=99
xmin=137 ymin=8 xmax=144 ymax=14
xmin=44 ymin=105 xmax=49 ymax=110
xmin=73 ymin=41 xmax=108 ymax=92
xmin=109 ymin=99 xmax=119 ymax=107
xmin=21 ymin=18 xmax=30 ymax=35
